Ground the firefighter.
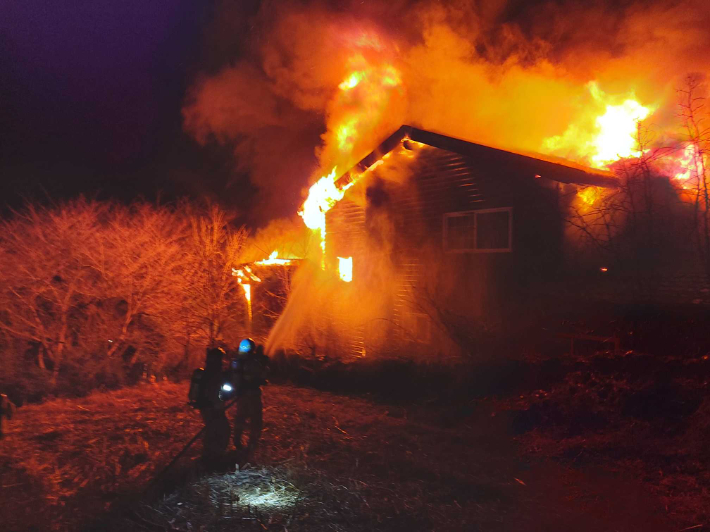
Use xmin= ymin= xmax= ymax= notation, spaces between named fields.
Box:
xmin=231 ymin=338 xmax=269 ymax=457
xmin=197 ymin=348 xmax=231 ymax=469
xmin=0 ymin=394 xmax=16 ymax=439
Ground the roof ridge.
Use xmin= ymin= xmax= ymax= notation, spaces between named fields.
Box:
xmin=335 ymin=125 xmax=616 ymax=190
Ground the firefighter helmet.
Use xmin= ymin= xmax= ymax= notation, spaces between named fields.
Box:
xmin=238 ymin=338 xmax=256 ymax=354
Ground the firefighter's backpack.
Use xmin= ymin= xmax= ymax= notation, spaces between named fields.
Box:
xmin=188 ymin=368 xmax=207 ymax=408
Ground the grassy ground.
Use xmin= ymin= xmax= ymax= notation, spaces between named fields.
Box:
xmin=501 ymin=349 xmax=710 ymax=528
xmin=0 ymin=381 xmax=679 ymax=531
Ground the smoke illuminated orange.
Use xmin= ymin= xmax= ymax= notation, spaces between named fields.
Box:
xmin=299 ymin=58 xmax=403 ymax=269
xmin=338 ymin=119 xmax=358 ymax=151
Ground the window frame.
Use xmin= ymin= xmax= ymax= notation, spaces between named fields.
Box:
xmin=443 ymin=207 xmax=513 ymax=254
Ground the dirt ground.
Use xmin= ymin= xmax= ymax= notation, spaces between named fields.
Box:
xmin=0 ymin=382 xmax=677 ymax=531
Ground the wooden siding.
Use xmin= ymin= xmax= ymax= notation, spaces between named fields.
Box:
xmin=326 ymin=140 xmax=564 ymax=355
xmin=325 ymin=198 xmax=367 ymax=357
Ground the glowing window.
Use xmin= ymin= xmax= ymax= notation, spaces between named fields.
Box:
xmin=444 ymin=208 xmax=512 ymax=253
xmin=337 ymin=256 xmax=353 ymax=282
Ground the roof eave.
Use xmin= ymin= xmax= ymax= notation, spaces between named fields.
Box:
xmin=335 ymin=125 xmax=617 ymax=190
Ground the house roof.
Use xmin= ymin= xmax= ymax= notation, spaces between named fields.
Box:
xmin=335 ymin=125 xmax=617 ymax=190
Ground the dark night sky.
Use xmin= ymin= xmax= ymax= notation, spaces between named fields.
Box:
xmin=3 ymin=0 xmax=689 ymax=223
xmin=0 ymin=0 xmax=255 ymax=214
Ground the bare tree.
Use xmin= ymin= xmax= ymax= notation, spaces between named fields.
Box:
xmin=563 ymin=124 xmax=681 ymax=299
xmin=89 ymin=203 xmax=190 ymax=372
xmin=678 ymin=74 xmax=710 ymax=280
xmin=180 ymin=203 xmax=248 ymax=350
xmin=0 ymin=200 xmax=105 ymax=385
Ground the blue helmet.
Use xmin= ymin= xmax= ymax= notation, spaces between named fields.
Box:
xmin=238 ymin=338 xmax=256 ymax=354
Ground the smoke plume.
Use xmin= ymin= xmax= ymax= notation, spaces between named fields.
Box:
xmin=182 ymin=0 xmax=710 ymax=355
xmin=184 ymin=0 xmax=710 ymax=217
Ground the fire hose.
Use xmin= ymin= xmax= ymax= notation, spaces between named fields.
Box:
xmin=143 ymin=394 xmax=239 ymax=495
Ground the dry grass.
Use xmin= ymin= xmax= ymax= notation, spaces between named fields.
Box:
xmin=500 ymin=350 xmax=710 ymax=529
xmin=0 ymin=380 xmax=679 ymax=532
xmin=0 ymin=383 xmax=203 ymax=531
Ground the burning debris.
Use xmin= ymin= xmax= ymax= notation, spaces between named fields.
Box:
xmin=255 ymin=250 xmax=294 ymax=266
xmin=232 ymin=252 xmax=301 ymax=334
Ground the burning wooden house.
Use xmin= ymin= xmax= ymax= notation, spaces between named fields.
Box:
xmin=305 ymin=126 xmax=619 ymax=357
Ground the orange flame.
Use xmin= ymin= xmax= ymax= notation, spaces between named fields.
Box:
xmin=337 ymin=119 xmax=359 ymax=152
xmin=578 ymin=186 xmax=603 ymax=206
xmin=339 ymin=71 xmax=364 ymax=91
xmin=298 ymin=168 xmax=342 ymax=233
xmin=232 ymin=266 xmax=261 ymax=329
xmin=671 ymin=143 xmax=707 ymax=191
xmin=591 ymin=99 xmax=651 ymax=167
xmin=544 ymin=82 xmax=654 ymax=169
xmin=298 ymin=168 xmax=342 ymax=267
xmin=242 ymin=282 xmax=252 ymax=303
xmin=233 ymin=266 xmax=261 ymax=304
xmin=299 ymin=59 xmax=403 ymax=268
xmin=255 ymin=250 xmax=293 ymax=266
xmin=327 ymin=58 xmax=403 ymax=160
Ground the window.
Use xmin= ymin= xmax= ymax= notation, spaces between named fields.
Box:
xmin=443 ymin=207 xmax=512 ymax=253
